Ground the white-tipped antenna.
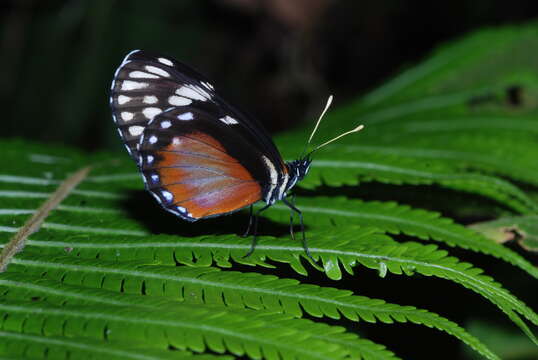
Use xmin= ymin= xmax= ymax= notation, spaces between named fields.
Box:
xmin=309 ymin=124 xmax=365 ymax=154
xmin=307 ymin=95 xmax=333 ymax=145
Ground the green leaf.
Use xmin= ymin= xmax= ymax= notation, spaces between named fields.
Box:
xmin=0 ymin=331 xmax=228 ymax=360
xmin=0 ymin=263 xmax=495 ymax=359
xmin=285 ymin=149 xmax=538 ymax=214
xmin=463 ymin=321 xmax=538 ymax=360
xmin=0 ymin=299 xmax=357 ymax=360
xmin=469 ymin=215 xmax=538 ymax=252
xmin=262 ymin=197 xmax=538 ymax=279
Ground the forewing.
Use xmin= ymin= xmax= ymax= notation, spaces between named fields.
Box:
xmin=138 ymin=105 xmax=265 ymax=221
xmin=110 ymin=50 xmax=283 ymax=167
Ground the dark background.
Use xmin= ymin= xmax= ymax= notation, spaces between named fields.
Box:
xmin=2 ymin=1 xmax=538 ymax=359
xmin=2 ymin=0 xmax=538 ymax=152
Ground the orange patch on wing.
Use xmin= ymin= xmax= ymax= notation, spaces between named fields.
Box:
xmin=179 ymin=181 xmax=262 ymax=218
xmin=163 ymin=175 xmax=231 ymax=199
xmin=154 ymin=131 xmax=262 ymax=218
xmin=162 ymin=134 xmax=231 ymax=163
xmin=157 ymin=132 xmax=254 ymax=183
xmin=191 ymin=132 xmax=227 ymax=153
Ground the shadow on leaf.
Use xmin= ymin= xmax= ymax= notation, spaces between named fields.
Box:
xmin=121 ymin=190 xmax=292 ymax=238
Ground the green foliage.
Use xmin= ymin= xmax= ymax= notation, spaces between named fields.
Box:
xmin=470 ymin=215 xmax=538 ymax=252
xmin=1 ymin=23 xmax=538 ymax=359
xmin=463 ymin=321 xmax=538 ymax=360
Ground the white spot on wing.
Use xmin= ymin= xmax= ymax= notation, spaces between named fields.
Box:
xmin=151 ymin=174 xmax=159 ymax=182
xmin=158 ymin=57 xmax=173 ymax=66
xmin=145 ymin=65 xmax=170 ymax=77
xmin=177 ymin=206 xmax=186 ymax=212
xmin=201 ymin=81 xmax=214 ymax=90
xmin=118 ymin=95 xmax=131 ymax=105
xmin=220 ymin=115 xmax=239 ymax=125
xmin=168 ymin=95 xmax=192 ymax=106
xmin=147 ymin=155 xmax=154 ymax=164
xmin=128 ymin=125 xmax=144 ymax=136
xmin=161 ymin=190 xmax=173 ymax=202
xmin=142 ymin=107 xmax=162 ymax=120
xmin=121 ymin=80 xmax=148 ymax=91
xmin=129 ymin=71 xmax=159 ymax=79
xmin=176 ymin=85 xmax=211 ymax=101
xmin=172 ymin=137 xmax=181 ymax=145
xmin=177 ymin=112 xmax=194 ymax=121
xmin=149 ymin=135 xmax=158 ymax=144
xmin=160 ymin=120 xmax=171 ymax=129
xmin=121 ymin=112 xmax=134 ymax=121
xmin=143 ymin=95 xmax=158 ymax=104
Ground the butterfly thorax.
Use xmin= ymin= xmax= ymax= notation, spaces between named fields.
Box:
xmin=283 ymin=158 xmax=311 ymax=195
xmin=261 ymin=158 xmax=311 ymax=205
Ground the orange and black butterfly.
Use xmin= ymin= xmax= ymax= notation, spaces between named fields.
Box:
xmin=110 ymin=50 xmax=363 ymax=256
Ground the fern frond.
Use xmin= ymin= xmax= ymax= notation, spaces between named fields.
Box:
xmin=7 ymin=189 xmax=536 ymax=281
xmin=9 ymin=227 xmax=538 ymax=347
xmin=0 ymin=299 xmax=365 ymax=360
xmin=0 ymin=263 xmax=498 ymax=360
xmin=0 ymin=271 xmax=498 ymax=360
xmin=263 ymin=197 xmax=538 ymax=279
xmin=326 ymin=128 xmax=538 ymax=187
xmin=14 ymin=192 xmax=536 ymax=297
xmin=313 ymin=333 xmax=401 ymax=360
xmin=0 ymin=331 xmax=227 ymax=360
xmin=284 ymin=150 xmax=538 ymax=214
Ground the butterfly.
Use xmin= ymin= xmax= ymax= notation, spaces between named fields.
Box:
xmin=110 ymin=50 xmax=363 ymax=257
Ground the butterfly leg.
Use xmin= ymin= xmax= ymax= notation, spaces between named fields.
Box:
xmin=288 ymin=193 xmax=296 ymax=240
xmin=243 ymin=203 xmax=272 ymax=258
xmin=282 ymin=198 xmax=314 ymax=262
xmin=241 ymin=205 xmax=254 ymax=237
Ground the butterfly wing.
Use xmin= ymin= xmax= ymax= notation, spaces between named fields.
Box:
xmin=138 ymin=104 xmax=269 ymax=220
xmin=110 ymin=50 xmax=284 ymax=169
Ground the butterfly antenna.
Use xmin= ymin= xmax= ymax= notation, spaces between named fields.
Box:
xmin=300 ymin=95 xmax=334 ymax=158
xmin=308 ymin=124 xmax=365 ymax=156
